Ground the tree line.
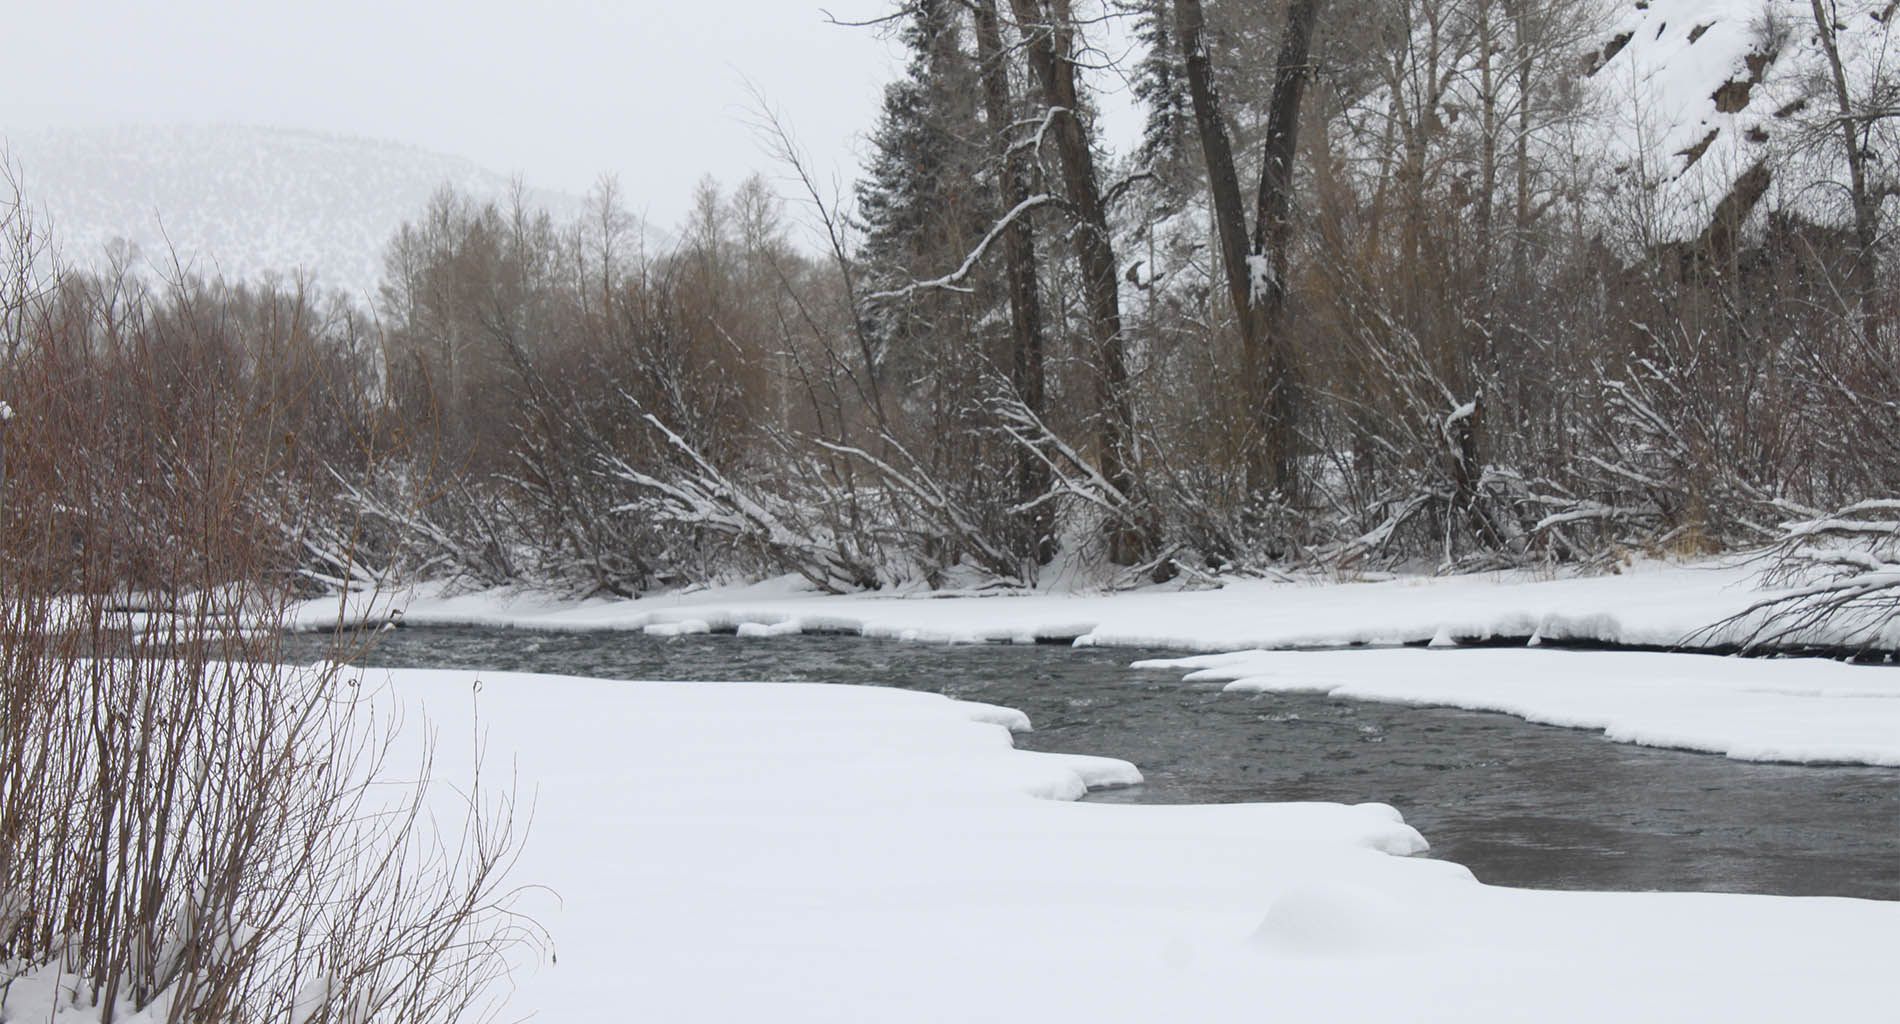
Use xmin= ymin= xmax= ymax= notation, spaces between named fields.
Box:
xmin=11 ymin=4 xmax=1890 ymax=1017
xmin=3 ymin=0 xmax=1894 ymax=602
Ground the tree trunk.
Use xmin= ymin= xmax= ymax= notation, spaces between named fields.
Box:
xmin=1008 ymin=0 xmax=1147 ymax=565
xmin=1251 ymin=0 xmax=1321 ymax=501
xmin=1176 ymin=0 xmax=1320 ymax=503
xmin=1510 ymin=0 xmax=1533 ymax=290
xmin=973 ymin=0 xmax=1055 ymax=565
xmin=1808 ymin=0 xmax=1881 ymax=344
xmin=1476 ymin=0 xmax=1498 ymax=275
xmin=1175 ymin=0 xmax=1252 ymax=323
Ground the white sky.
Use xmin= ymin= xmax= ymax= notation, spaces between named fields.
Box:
xmin=1 ymin=1 xmax=913 ymax=234
xmin=2 ymin=1 xmax=1144 ymax=239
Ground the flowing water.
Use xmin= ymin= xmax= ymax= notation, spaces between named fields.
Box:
xmin=280 ymin=626 xmax=1899 ymax=900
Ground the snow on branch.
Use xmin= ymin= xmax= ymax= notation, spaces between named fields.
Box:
xmin=1698 ymin=498 xmax=1900 ymax=653
xmin=862 ymin=194 xmax=1058 ymax=305
xmin=1439 ymin=397 xmax=1477 ymax=444
xmin=1007 ymin=107 xmax=1069 ymax=161
xmin=989 ymin=394 xmax=1136 ymax=518
xmin=808 ymin=434 xmax=1021 ymax=580
xmin=1778 ymin=499 xmax=1900 ymax=544
xmin=1245 ymin=252 xmax=1276 ymax=306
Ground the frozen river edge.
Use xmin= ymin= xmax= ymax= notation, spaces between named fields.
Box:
xmin=310 ymin=666 xmax=1892 ymax=1024
xmin=294 ymin=559 xmax=1900 ymax=767
xmin=266 ymin=560 xmax=1900 ymax=1021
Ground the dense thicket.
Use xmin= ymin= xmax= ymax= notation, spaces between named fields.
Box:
xmin=4 ymin=0 xmax=1893 ymax=602
xmin=3 ymin=4 xmax=1893 ymax=1016
xmin=0 ymin=177 xmax=533 ymax=1023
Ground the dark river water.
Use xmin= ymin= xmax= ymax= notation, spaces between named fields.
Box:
xmin=281 ymin=627 xmax=1899 ymax=900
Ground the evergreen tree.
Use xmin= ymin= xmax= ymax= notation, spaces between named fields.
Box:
xmin=1124 ymin=0 xmax=1196 ymax=204
xmin=853 ymin=0 xmax=999 ymax=392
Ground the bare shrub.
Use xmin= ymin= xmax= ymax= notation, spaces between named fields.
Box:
xmin=0 ymin=178 xmax=538 ymax=1023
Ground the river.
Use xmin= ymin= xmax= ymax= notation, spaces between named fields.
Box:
xmin=279 ymin=626 xmax=1899 ymax=900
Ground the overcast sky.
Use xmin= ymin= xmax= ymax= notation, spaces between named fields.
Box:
xmin=1 ymin=1 xmax=923 ymax=234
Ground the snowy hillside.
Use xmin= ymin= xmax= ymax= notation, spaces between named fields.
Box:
xmin=1585 ymin=0 xmax=1899 ymax=243
xmin=1 ymin=122 xmax=587 ymax=300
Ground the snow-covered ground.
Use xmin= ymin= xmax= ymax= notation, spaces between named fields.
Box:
xmin=12 ymin=653 xmax=1890 ymax=1021
xmin=292 ymin=559 xmax=1900 ymax=766
xmin=1137 ymin=646 xmax=1900 ymax=765
xmin=295 ymin=559 xmax=1789 ymax=646
xmin=251 ymin=667 xmax=1900 ymax=1021
xmin=19 ymin=561 xmax=1879 ymax=1020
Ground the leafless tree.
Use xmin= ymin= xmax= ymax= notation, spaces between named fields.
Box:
xmin=1007 ymin=0 xmax=1151 ymax=565
xmin=1175 ymin=0 xmax=1322 ymax=506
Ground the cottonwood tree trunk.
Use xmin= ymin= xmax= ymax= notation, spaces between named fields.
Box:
xmin=1510 ymin=0 xmax=1534 ymax=290
xmin=1476 ymin=0 xmax=1499 ymax=273
xmin=973 ymin=0 xmax=1055 ymax=565
xmin=1175 ymin=0 xmax=1321 ymax=505
xmin=1007 ymin=0 xmax=1148 ymax=565
xmin=1808 ymin=0 xmax=1882 ymax=345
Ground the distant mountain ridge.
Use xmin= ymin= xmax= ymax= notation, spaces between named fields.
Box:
xmin=2 ymin=122 xmax=587 ymax=300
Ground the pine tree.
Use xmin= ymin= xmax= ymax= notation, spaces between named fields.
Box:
xmin=853 ymin=0 xmax=999 ymax=389
xmin=1124 ymin=0 xmax=1196 ymax=204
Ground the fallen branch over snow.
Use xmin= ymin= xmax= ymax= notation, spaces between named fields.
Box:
xmin=1701 ymin=500 xmax=1900 ymax=654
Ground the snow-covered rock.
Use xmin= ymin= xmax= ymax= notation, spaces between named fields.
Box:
xmin=1584 ymin=0 xmax=1899 ymax=242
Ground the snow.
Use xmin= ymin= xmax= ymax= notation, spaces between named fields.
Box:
xmin=269 ymin=559 xmax=1900 ymax=1020
xmin=288 ymin=558 xmax=1900 ymax=768
xmin=301 ymin=665 xmax=1895 ymax=1022
xmin=19 ymin=579 xmax=1895 ymax=1020
xmin=289 ymin=975 xmax=332 ymax=1024
xmin=298 ymin=557 xmax=1884 ymax=650
xmin=1245 ymin=250 xmax=1274 ymax=303
xmin=0 ymin=961 xmax=171 ymax=1024
xmin=1133 ymin=646 xmax=1900 ymax=765
xmin=300 ymin=559 xmax=1784 ymax=650
xmin=1584 ymin=0 xmax=1900 ymax=243
xmin=1443 ymin=399 xmax=1477 ymax=432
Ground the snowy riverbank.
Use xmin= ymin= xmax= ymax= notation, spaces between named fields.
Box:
xmin=297 ymin=557 xmax=1895 ymax=651
xmin=304 ymin=666 xmax=1896 ymax=1022
xmin=257 ymin=562 xmax=1900 ymax=1019
xmin=291 ymin=559 xmax=1900 ymax=766
xmin=297 ymin=559 xmax=1777 ymax=647
xmin=1136 ymin=646 xmax=1900 ymax=766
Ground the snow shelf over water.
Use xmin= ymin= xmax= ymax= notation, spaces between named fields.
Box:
xmin=308 ymin=668 xmax=1895 ymax=1023
xmin=295 ymin=559 xmax=1874 ymax=651
xmin=291 ymin=560 xmax=1900 ymax=767
xmin=1136 ymin=646 xmax=1900 ymax=766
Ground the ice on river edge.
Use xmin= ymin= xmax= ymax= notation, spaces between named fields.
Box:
xmin=176 ymin=558 xmax=1900 ymax=1022
xmin=230 ymin=669 xmax=1900 ymax=1021
xmin=1137 ymin=646 xmax=1900 ymax=767
xmin=292 ymin=558 xmax=1900 ymax=767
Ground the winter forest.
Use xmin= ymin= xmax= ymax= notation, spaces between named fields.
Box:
xmin=0 ymin=2 xmax=1897 ymax=1021
xmin=3 ymin=0 xmax=1894 ymax=601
